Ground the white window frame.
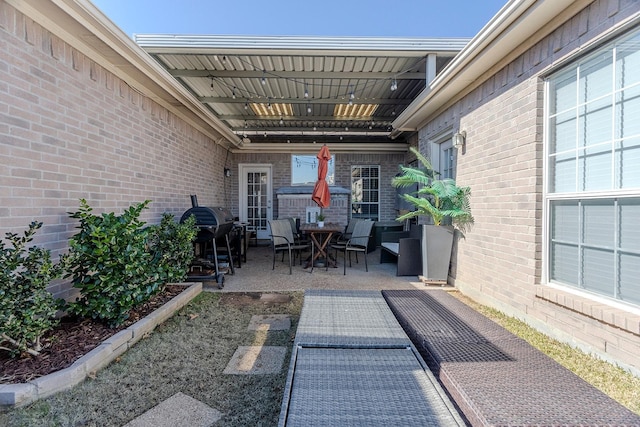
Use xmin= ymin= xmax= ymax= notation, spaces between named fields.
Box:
xmin=430 ymin=133 xmax=456 ymax=180
xmin=350 ymin=165 xmax=380 ymax=221
xmin=543 ymin=25 xmax=640 ymax=307
xmin=291 ymin=154 xmax=335 ymax=186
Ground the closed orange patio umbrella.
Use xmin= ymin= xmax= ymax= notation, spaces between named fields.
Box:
xmin=311 ymin=145 xmax=331 ymax=209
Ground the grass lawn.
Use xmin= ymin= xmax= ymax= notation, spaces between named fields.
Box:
xmin=1 ymin=289 xmax=638 ymax=426
xmin=0 ymin=291 xmax=303 ymax=427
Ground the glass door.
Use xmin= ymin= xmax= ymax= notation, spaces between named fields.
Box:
xmin=239 ymin=164 xmax=273 ymax=240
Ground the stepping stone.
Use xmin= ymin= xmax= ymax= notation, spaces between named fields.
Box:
xmin=223 ymin=346 xmax=286 ymax=375
xmin=124 ymin=392 xmax=221 ymax=427
xmin=260 ymin=293 xmax=291 ymax=304
xmin=248 ymin=314 xmax=291 ymax=331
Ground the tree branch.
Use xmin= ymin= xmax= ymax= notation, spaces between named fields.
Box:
xmin=1 ymin=333 xmax=41 ymax=356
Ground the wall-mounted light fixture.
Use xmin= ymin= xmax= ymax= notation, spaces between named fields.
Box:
xmin=224 ymin=167 xmax=231 ymax=177
xmin=453 ymin=131 xmax=466 ymax=149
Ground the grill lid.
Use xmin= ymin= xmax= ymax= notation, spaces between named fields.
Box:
xmin=180 ymin=206 xmax=234 ymax=226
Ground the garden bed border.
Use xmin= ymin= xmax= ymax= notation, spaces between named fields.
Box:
xmin=0 ymin=282 xmax=202 ymax=408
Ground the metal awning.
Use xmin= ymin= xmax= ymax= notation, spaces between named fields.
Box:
xmin=135 ymin=35 xmax=469 ymax=147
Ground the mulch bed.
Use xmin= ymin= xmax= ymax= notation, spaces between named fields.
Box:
xmin=1 ymin=285 xmax=186 ymax=384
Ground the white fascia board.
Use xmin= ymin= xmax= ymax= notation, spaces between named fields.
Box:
xmin=134 ymin=34 xmax=471 ymax=56
xmin=393 ymin=0 xmax=585 ymax=131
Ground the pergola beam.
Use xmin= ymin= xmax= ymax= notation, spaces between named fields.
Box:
xmin=200 ymin=97 xmax=412 ymax=105
xmin=235 ymin=127 xmax=390 ymax=132
xmin=170 ymin=69 xmax=425 ymax=79
xmin=220 ymin=114 xmax=395 ymax=121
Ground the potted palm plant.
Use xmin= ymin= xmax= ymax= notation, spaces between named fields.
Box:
xmin=392 ymin=147 xmax=473 ymax=282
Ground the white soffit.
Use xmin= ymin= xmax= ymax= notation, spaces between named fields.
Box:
xmin=393 ymin=0 xmax=588 ymax=132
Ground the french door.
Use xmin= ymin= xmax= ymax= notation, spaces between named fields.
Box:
xmin=239 ymin=164 xmax=273 ymax=240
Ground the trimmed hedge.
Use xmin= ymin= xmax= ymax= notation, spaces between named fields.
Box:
xmin=64 ymin=199 xmax=197 ymax=327
xmin=0 ymin=222 xmax=63 ymax=356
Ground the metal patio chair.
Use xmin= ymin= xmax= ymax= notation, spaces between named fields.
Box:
xmin=269 ymin=219 xmax=310 ymax=274
xmin=331 ymin=218 xmax=363 ymax=260
xmin=330 ymin=219 xmax=374 ymax=275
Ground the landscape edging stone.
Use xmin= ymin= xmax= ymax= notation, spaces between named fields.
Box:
xmin=0 ymin=282 xmax=202 ymax=408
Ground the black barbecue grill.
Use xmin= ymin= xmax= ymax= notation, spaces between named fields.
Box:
xmin=180 ymin=195 xmax=235 ymax=286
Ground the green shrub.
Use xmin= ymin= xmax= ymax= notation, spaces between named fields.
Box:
xmin=0 ymin=221 xmax=63 ymax=356
xmin=64 ymin=199 xmax=157 ymax=327
xmin=64 ymin=200 xmax=199 ymax=328
xmin=147 ymin=213 xmax=197 ymax=286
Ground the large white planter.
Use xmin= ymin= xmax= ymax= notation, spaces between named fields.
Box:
xmin=420 ymin=225 xmax=454 ymax=282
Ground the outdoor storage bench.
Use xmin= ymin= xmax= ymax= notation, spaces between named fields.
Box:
xmin=380 ymin=227 xmax=422 ymax=276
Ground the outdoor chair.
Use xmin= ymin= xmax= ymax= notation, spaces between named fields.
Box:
xmin=334 ymin=218 xmax=363 ymax=242
xmin=330 ymin=219 xmax=374 ymax=275
xmin=331 ymin=218 xmax=363 ymax=261
xmin=282 ymin=216 xmax=310 ymax=246
xmin=269 ymin=219 xmax=310 ymax=274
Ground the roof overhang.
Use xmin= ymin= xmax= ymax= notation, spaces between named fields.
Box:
xmin=16 ymin=0 xmax=583 ymax=154
xmin=392 ymin=0 xmax=596 ymax=133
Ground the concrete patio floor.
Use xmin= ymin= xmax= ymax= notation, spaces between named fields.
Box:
xmin=203 ymin=243 xmax=431 ymax=293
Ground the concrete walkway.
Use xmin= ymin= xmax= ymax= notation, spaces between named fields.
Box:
xmin=211 ymin=244 xmax=428 ymax=293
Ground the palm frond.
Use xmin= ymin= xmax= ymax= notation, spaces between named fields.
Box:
xmin=392 ymin=146 xmax=474 ymax=233
xmin=392 ymin=167 xmax=430 ymax=188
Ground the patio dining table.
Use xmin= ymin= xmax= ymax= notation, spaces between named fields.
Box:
xmin=300 ymin=222 xmax=343 ymax=271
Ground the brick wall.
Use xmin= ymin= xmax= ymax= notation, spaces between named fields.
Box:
xmin=234 ymin=151 xmax=406 ymax=222
xmin=277 ymin=193 xmax=349 ymax=227
xmin=417 ymin=0 xmax=640 ymax=374
xmin=452 ymin=77 xmax=543 ymax=305
xmin=0 ymin=2 xmax=229 ymax=298
xmin=0 ymin=0 xmax=408 ymax=300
